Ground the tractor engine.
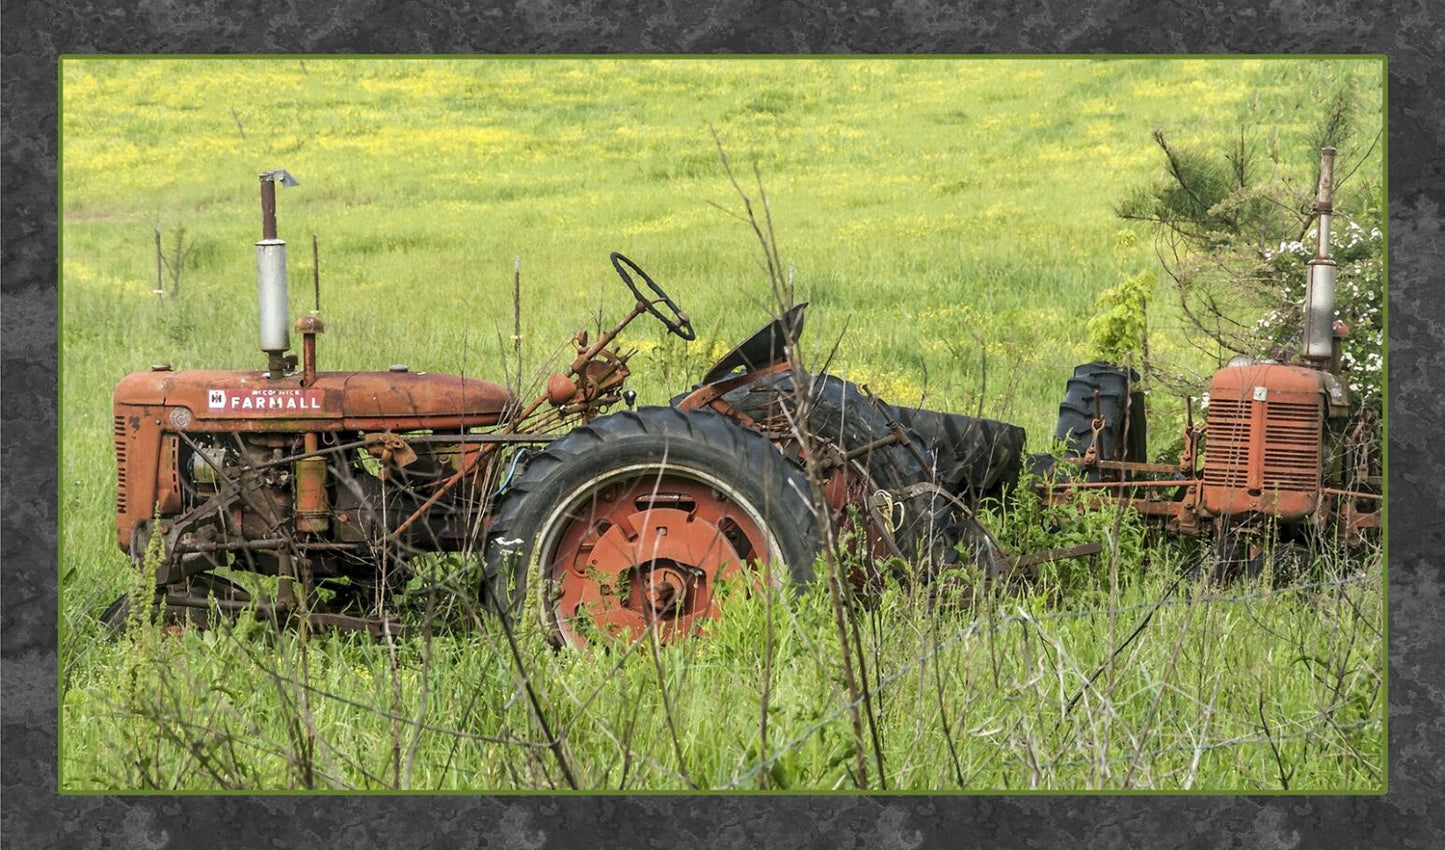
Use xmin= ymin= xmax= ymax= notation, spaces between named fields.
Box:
xmin=111 ymin=367 xmax=517 ymax=593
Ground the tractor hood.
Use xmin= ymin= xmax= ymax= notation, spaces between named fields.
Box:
xmin=114 ymin=368 xmax=516 ymax=431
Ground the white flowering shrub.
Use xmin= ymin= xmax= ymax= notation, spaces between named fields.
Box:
xmin=1256 ymin=220 xmax=1384 ymax=411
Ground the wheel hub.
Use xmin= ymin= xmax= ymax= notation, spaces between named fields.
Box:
xmin=633 ymin=562 xmax=693 ymax=617
xmin=547 ymin=476 xmax=770 ymax=645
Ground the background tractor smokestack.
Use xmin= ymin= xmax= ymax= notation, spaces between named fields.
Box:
xmin=257 ymin=169 xmax=299 ymax=378
xmin=1302 ymin=147 xmax=1336 ymax=363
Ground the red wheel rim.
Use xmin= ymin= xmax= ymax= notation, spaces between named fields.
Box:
xmin=538 ymin=467 xmax=779 ymax=646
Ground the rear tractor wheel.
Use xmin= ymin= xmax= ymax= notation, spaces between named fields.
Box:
xmin=484 ymin=408 xmax=822 ymax=646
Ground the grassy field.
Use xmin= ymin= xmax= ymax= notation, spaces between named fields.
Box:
xmin=60 ymin=57 xmax=1384 ymax=791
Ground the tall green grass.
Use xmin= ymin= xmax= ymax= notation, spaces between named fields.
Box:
xmin=60 ymin=57 xmax=1384 ymax=791
xmin=63 ymin=530 xmax=1382 ymax=791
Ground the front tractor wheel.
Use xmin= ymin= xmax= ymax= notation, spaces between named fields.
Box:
xmin=485 ymin=408 xmax=821 ymax=646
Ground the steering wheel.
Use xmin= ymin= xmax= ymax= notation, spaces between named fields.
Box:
xmin=610 ymin=252 xmax=695 ymax=341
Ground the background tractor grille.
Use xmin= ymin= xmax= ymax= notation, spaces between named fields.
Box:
xmin=1202 ymin=398 xmax=1250 ymax=488
xmin=1261 ymin=400 xmax=1323 ymax=490
xmin=113 ymin=414 xmax=128 ymax=513
xmin=1203 ymin=397 xmax=1320 ymax=492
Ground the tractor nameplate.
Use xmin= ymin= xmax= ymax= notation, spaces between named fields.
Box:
xmin=208 ymin=387 xmax=325 ymax=413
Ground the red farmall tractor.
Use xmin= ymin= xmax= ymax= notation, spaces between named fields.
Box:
xmin=107 ymin=171 xmax=1022 ymax=645
xmin=1033 ymin=147 xmax=1382 ymax=573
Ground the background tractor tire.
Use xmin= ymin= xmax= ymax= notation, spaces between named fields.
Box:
xmin=714 ymin=371 xmax=1000 ymax=572
xmin=877 ymin=403 xmax=1026 ymax=506
xmin=1035 ymin=361 xmax=1147 ymax=481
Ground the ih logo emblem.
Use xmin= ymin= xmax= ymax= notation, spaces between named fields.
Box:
xmin=208 ymin=389 xmax=226 ymax=408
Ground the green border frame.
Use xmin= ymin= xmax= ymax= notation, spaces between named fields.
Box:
xmin=55 ymin=53 xmax=1390 ymax=797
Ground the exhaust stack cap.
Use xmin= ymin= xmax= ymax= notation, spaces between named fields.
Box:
xmin=261 ymin=169 xmax=299 ymax=188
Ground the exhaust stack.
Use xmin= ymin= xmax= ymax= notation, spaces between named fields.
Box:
xmin=1301 ymin=147 xmax=1336 ymax=364
xmin=257 ymin=169 xmax=299 ymax=379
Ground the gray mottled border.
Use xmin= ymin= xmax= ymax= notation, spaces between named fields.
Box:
xmin=4 ymin=2 xmax=1442 ymax=848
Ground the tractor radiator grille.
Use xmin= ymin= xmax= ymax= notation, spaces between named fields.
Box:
xmin=1203 ymin=398 xmax=1321 ymax=492
xmin=1262 ymin=400 xmax=1323 ymax=490
xmin=113 ymin=414 xmax=128 ymax=514
xmin=1202 ymin=398 xmax=1251 ymax=487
